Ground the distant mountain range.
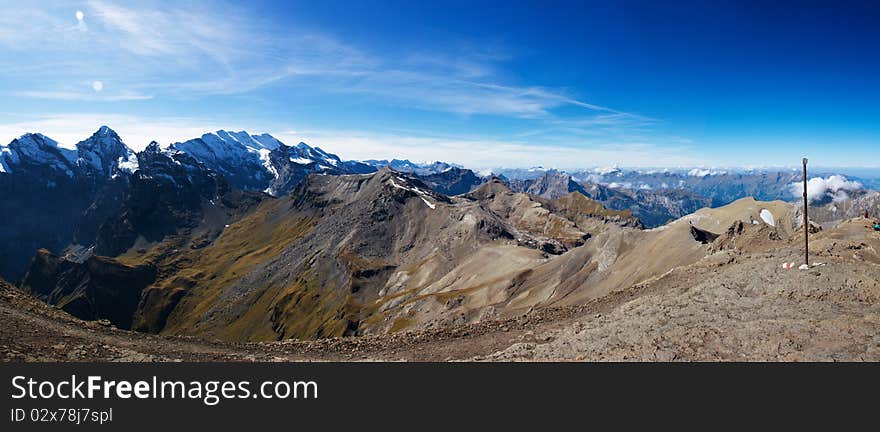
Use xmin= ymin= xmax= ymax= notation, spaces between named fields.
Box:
xmin=503 ymin=170 xmax=708 ymax=227
xmin=499 ymin=166 xmax=877 ymax=205
xmin=361 ymin=159 xmax=461 ymax=175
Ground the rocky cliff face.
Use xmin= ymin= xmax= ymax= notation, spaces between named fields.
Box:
xmin=126 ymin=169 xmax=504 ymax=341
xmin=20 ymin=249 xmax=157 ymax=329
xmin=413 ymin=167 xmax=485 ymax=195
xmin=803 ymin=190 xmax=880 ymax=227
xmin=508 ymin=170 xmax=585 ymax=199
xmin=544 ymin=191 xmax=643 ymax=233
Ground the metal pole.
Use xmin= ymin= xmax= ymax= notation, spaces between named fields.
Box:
xmin=802 ymin=158 xmax=809 ymax=267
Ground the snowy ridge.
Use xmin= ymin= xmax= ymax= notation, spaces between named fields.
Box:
xmin=362 ymin=159 xmax=461 ymax=176
xmin=166 ymin=130 xmax=380 ymax=195
xmin=687 ymin=168 xmax=727 ymax=177
xmin=388 ymin=175 xmax=438 ymax=209
xmin=0 ymin=133 xmax=77 ymax=177
xmin=1 ymin=126 xmax=374 ymax=198
xmin=215 ymin=130 xmax=281 ymax=153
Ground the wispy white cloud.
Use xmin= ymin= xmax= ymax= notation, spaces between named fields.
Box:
xmin=329 ymin=73 xmax=614 ymax=118
xmin=14 ymin=90 xmax=153 ymax=102
xmin=87 ymin=0 xmax=175 ymax=56
xmin=0 ymin=0 xmax=636 ymax=120
xmin=550 ymin=113 xmax=658 ymax=128
xmin=276 ymin=128 xmax=704 ymax=170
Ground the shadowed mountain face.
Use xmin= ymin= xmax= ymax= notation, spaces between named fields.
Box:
xmin=544 ymin=191 xmax=643 ymax=232
xmin=94 ymin=142 xmax=264 ymax=256
xmin=583 ymin=184 xmax=713 ymax=228
xmin=20 ymin=249 xmax=157 ymax=329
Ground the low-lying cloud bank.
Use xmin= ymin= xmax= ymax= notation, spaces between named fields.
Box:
xmin=790 ymin=175 xmax=862 ymax=203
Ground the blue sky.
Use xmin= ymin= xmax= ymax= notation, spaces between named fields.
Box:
xmin=0 ymin=0 xmax=878 ymax=169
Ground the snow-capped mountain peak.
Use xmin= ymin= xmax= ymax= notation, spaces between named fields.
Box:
xmin=75 ymin=126 xmax=138 ymax=177
xmin=1 ymin=133 xmax=78 ymax=176
xmin=173 ymin=130 xmax=284 ymax=163
xmin=144 ymin=141 xmax=163 ymax=154
xmin=168 ymin=130 xmax=373 ymax=195
xmin=215 ymin=130 xmax=282 ymax=152
xmin=293 ymin=142 xmax=341 ymax=167
xmin=1 ymin=127 xmax=141 ymax=178
xmin=169 ymin=131 xmax=274 ymax=189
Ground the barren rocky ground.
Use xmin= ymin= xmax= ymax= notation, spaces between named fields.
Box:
xmin=478 ymin=255 xmax=880 ymax=361
xmin=0 ymin=275 xmax=606 ymax=362
xmin=3 ymin=217 xmax=878 ymax=362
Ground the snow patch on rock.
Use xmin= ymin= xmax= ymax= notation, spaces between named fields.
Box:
xmin=759 ymin=209 xmax=775 ymax=226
